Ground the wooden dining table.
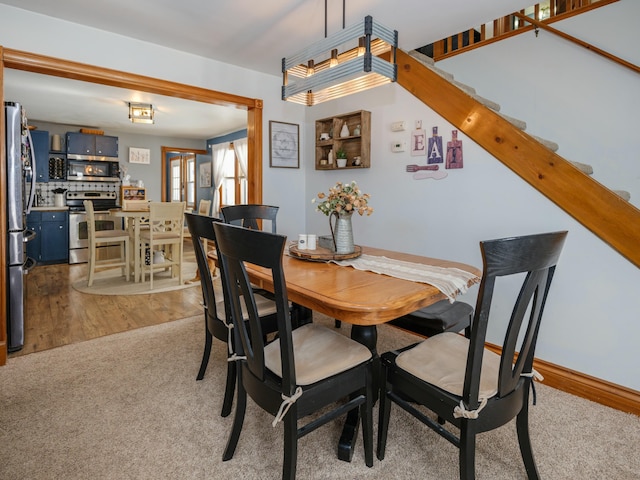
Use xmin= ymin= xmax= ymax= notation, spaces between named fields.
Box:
xmin=209 ymin=244 xmax=481 ymax=462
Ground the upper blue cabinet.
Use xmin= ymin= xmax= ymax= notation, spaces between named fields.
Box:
xmin=30 ymin=129 xmax=50 ymax=182
xmin=66 ymin=132 xmax=118 ymax=159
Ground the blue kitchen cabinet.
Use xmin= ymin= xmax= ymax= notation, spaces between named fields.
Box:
xmin=67 ymin=132 xmax=118 ymax=157
xmin=28 ymin=211 xmax=68 ymax=264
xmin=40 ymin=211 xmax=68 ymax=263
xmin=30 ymin=129 xmax=50 ymax=182
xmin=66 ymin=132 xmax=94 ymax=155
xmin=95 ymin=135 xmax=118 ymax=157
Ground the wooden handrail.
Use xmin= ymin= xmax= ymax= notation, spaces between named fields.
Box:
xmin=431 ymin=0 xmax=620 ymax=62
xmin=393 ymin=49 xmax=640 ymax=269
xmin=513 ymin=12 xmax=640 ymax=75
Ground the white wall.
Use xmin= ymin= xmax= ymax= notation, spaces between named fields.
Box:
xmin=0 ymin=3 xmax=308 ymax=239
xmin=440 ymin=0 xmax=640 ymax=209
xmin=3 ymin=4 xmax=639 ymax=391
xmin=302 ymin=2 xmax=640 ymax=390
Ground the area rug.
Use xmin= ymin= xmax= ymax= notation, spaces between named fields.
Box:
xmin=72 ymin=261 xmax=199 ymax=295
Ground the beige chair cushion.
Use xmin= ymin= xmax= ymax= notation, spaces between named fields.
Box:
xmin=396 ymin=332 xmax=500 ymax=399
xmin=139 ymin=230 xmax=181 ymax=242
xmin=264 ymin=323 xmax=372 ymax=386
xmin=214 ymin=296 xmax=277 ymax=321
xmin=95 ymin=229 xmax=129 ymax=241
xmin=213 ymin=275 xmax=278 ymax=321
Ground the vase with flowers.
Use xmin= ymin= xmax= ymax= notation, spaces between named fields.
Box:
xmin=312 ymin=181 xmax=373 ymax=254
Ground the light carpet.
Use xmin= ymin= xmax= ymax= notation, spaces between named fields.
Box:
xmin=1 ymin=314 xmax=638 ymax=479
xmin=72 ymin=261 xmax=199 ymax=295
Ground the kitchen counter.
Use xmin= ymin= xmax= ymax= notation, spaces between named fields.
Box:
xmin=31 ymin=206 xmax=69 ymax=211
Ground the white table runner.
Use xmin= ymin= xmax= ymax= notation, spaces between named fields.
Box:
xmin=331 ymin=254 xmax=480 ymax=302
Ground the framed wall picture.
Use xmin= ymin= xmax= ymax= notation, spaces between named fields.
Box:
xmin=129 ymin=147 xmax=151 ymax=164
xmin=269 ymin=120 xmax=299 ymax=168
xmin=199 ymin=161 xmax=212 ymax=187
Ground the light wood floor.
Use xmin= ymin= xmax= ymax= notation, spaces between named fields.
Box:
xmin=9 ymin=241 xmax=203 ymax=358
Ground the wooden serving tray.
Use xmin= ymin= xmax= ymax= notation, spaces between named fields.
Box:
xmin=288 ymin=244 xmax=362 ymax=262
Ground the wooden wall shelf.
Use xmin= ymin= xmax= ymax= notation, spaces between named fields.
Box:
xmin=315 ymin=110 xmax=371 ymax=170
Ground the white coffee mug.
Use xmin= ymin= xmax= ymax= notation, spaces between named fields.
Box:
xmin=307 ymin=234 xmax=317 ymax=250
xmin=298 ymin=234 xmax=307 ymax=250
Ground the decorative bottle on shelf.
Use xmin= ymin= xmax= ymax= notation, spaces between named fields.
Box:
xmin=353 ymin=124 xmax=361 ymax=136
xmin=340 ymin=123 xmax=350 ymax=137
xmin=328 ymin=149 xmax=334 ymax=165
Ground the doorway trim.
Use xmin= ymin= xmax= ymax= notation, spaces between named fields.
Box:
xmin=0 ymin=46 xmax=264 ymax=365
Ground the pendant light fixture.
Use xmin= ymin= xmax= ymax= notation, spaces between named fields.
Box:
xmin=282 ymin=2 xmax=397 ymax=107
xmin=128 ymin=102 xmax=154 ymax=124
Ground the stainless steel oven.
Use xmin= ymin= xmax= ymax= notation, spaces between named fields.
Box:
xmin=66 ymin=191 xmax=122 ymax=264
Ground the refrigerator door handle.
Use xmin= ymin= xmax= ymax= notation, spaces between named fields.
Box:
xmin=24 ymin=257 xmax=37 ymax=273
xmin=24 ymin=229 xmax=36 ymax=243
xmin=26 ymin=128 xmax=37 ymax=214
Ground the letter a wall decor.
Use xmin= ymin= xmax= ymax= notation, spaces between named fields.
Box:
xmin=427 ymin=126 xmax=443 ymax=164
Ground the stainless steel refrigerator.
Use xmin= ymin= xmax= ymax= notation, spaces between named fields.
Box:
xmin=5 ymin=101 xmax=37 ymax=352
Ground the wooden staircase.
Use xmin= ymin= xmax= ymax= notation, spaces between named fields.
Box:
xmin=409 ymin=50 xmax=631 ymax=202
xmin=391 ymin=48 xmax=640 ymax=268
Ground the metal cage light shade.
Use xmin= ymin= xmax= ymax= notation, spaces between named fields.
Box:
xmin=128 ymin=102 xmax=154 ymax=124
xmin=282 ymin=16 xmax=397 ymax=106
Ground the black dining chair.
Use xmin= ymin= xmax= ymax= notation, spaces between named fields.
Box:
xmin=337 ymin=297 xmax=474 ymax=338
xmin=213 ymin=222 xmax=374 ymax=480
xmin=377 ymin=231 xmax=568 ymax=479
xmin=221 ymin=203 xmax=312 ymax=326
xmin=220 ymin=204 xmax=278 ymax=232
xmin=185 ymin=212 xmax=279 ymax=417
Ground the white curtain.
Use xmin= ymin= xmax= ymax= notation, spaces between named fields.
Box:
xmin=233 ymin=138 xmax=248 ymax=178
xmin=210 ymin=142 xmax=229 ymax=216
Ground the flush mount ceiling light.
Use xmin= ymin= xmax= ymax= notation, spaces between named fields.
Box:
xmin=128 ymin=102 xmax=154 ymax=124
xmin=282 ymin=15 xmax=398 ymax=106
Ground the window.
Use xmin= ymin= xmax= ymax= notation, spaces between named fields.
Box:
xmin=169 ymin=153 xmax=196 ymax=210
xmin=219 ymin=142 xmax=247 ymax=207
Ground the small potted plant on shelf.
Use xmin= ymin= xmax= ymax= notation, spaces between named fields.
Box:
xmin=336 ymin=149 xmax=347 ymax=168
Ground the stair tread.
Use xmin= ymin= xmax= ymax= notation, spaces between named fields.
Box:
xmin=570 ymin=161 xmax=594 ymax=175
xmin=614 ymin=190 xmax=631 ymax=201
xmin=408 ymin=50 xmax=455 ymax=81
xmin=473 ymin=94 xmax=500 ymax=112
xmin=532 ymin=135 xmax=559 ymax=152
xmin=452 ymin=80 xmax=476 ymax=95
xmin=409 ymin=50 xmax=435 ymax=66
xmin=497 ymin=112 xmax=527 ymax=130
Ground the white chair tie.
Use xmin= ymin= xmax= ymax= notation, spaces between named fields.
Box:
xmin=227 ymin=353 xmax=246 ymax=362
xmin=453 ymin=397 xmax=488 ymax=419
xmin=521 ymin=369 xmax=544 ymax=381
xmin=454 ymin=369 xmax=543 ymax=419
xmin=226 ymin=322 xmax=234 ymax=354
xmin=272 ymin=387 xmax=303 ymax=427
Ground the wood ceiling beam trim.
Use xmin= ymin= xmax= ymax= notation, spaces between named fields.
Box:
xmin=2 ymin=48 xmax=259 ymax=109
